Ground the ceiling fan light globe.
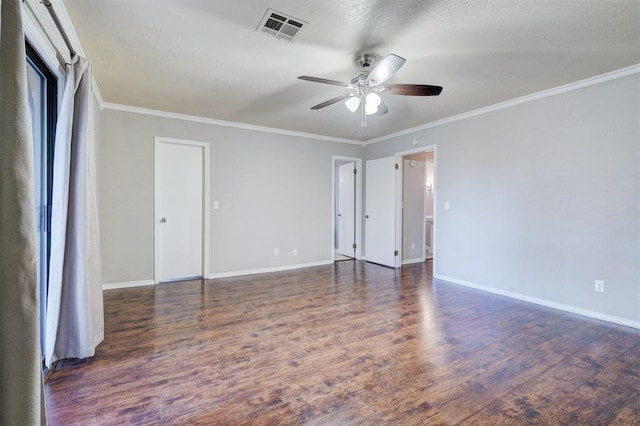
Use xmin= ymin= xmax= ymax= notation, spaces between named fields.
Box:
xmin=365 ymin=92 xmax=382 ymax=115
xmin=366 ymin=92 xmax=381 ymax=108
xmin=365 ymin=104 xmax=379 ymax=115
xmin=345 ymin=96 xmax=360 ymax=112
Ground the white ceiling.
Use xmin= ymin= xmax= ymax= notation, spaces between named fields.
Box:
xmin=62 ymin=0 xmax=640 ymax=142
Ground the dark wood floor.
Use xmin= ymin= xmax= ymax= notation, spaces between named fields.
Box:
xmin=46 ymin=260 xmax=640 ymax=425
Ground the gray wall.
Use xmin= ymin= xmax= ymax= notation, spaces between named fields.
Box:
xmin=366 ymin=73 xmax=640 ymax=323
xmin=99 ymin=109 xmax=363 ymax=284
xmin=98 ymin=72 xmax=639 ymax=324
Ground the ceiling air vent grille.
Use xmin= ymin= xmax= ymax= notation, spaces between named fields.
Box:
xmin=257 ymin=9 xmax=306 ymax=41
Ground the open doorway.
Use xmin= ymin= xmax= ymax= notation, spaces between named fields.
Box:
xmin=332 ymin=156 xmax=362 ymax=262
xmin=396 ymin=147 xmax=436 ymax=268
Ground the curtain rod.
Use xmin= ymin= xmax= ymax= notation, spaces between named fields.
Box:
xmin=41 ymin=0 xmax=76 ymax=58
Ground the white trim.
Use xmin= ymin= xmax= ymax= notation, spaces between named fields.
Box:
xmin=395 ymin=145 xmax=438 ymax=274
xmin=332 ymin=156 xmax=364 ymax=261
xmin=394 ymin=155 xmax=403 ymax=268
xmin=366 ymin=64 xmax=640 ymax=145
xmin=22 ymin=0 xmax=85 ymax=63
xmin=23 ymin=0 xmax=105 ymax=112
xmin=22 ymin=1 xmax=66 ymax=76
xmin=208 ymin=260 xmax=333 ymax=279
xmin=102 ymin=279 xmax=155 ymax=291
xmin=402 ymin=258 xmax=425 ymax=265
xmin=434 ymin=274 xmax=640 ymax=330
xmin=91 ymin=78 xmax=105 ymax=110
xmin=99 ymin=65 xmax=636 ymax=148
xmin=154 ymin=137 xmax=210 ymax=284
xmin=394 ymin=144 xmax=438 ymax=159
xmin=104 ymin=103 xmax=365 ymax=146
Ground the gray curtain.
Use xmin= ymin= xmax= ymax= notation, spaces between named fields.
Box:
xmin=0 ymin=0 xmax=47 ymax=424
xmin=45 ymin=55 xmax=104 ymax=366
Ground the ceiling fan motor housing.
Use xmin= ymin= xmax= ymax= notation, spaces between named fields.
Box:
xmin=357 ymin=53 xmax=377 ymax=69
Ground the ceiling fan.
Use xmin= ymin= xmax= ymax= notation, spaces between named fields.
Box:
xmin=298 ymin=53 xmax=443 ymax=127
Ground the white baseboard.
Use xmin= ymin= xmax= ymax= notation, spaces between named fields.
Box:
xmin=102 ymin=279 xmax=155 ymax=290
xmin=208 ymin=260 xmax=333 ymax=279
xmin=402 ymin=258 xmax=425 ymax=265
xmin=102 ymin=261 xmax=335 ymax=289
xmin=434 ymin=274 xmax=640 ymax=330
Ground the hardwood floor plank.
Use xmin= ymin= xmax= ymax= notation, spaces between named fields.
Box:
xmin=609 ymin=398 xmax=640 ymax=425
xmin=538 ymin=362 xmax=640 ymax=424
xmin=463 ymin=352 xmax=608 ymax=424
xmin=45 ymin=261 xmax=640 ymax=424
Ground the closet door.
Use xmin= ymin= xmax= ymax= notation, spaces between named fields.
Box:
xmin=365 ymin=156 xmax=398 ymax=268
xmin=337 ymin=162 xmax=355 ymax=257
xmin=155 ymin=139 xmax=208 ymax=282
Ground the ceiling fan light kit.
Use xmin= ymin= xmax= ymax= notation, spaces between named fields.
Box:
xmin=345 ymin=96 xmax=360 ymax=112
xmin=364 ymin=93 xmax=382 ymax=115
xmin=298 ymin=53 xmax=443 ymax=127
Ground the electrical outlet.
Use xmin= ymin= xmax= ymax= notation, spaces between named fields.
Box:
xmin=293 ymin=249 xmax=298 ymax=256
xmin=411 ymin=242 xmax=415 ymax=250
xmin=594 ymin=280 xmax=604 ymax=292
xmin=274 ymin=248 xmax=279 ymax=256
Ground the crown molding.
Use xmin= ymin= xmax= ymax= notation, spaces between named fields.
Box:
xmin=365 ymin=63 xmax=640 ymax=145
xmin=100 ymin=63 xmax=638 ymax=147
xmin=103 ymin=103 xmax=365 ymax=146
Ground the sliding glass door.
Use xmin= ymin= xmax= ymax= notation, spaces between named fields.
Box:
xmin=25 ymin=43 xmax=57 ymax=368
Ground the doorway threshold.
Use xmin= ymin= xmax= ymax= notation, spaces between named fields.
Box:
xmin=334 ymin=254 xmax=355 ymax=262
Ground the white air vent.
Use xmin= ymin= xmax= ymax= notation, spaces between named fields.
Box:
xmin=257 ymin=9 xmax=306 ymax=41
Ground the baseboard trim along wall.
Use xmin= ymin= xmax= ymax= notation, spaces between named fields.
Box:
xmin=102 ymin=261 xmax=336 ymax=289
xmin=102 ymin=261 xmax=335 ymax=289
xmin=103 ymin=279 xmax=155 ymax=290
xmin=208 ymin=260 xmax=333 ymax=279
xmin=402 ymin=258 xmax=426 ymax=265
xmin=435 ymin=274 xmax=640 ymax=330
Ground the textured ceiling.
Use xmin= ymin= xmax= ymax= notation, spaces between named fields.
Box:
xmin=62 ymin=0 xmax=640 ymax=142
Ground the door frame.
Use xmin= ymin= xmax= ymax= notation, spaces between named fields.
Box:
xmin=154 ymin=137 xmax=210 ymax=284
xmin=332 ymin=156 xmax=363 ymax=260
xmin=395 ymin=145 xmax=437 ymax=273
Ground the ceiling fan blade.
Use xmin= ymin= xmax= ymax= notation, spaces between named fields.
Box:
xmin=298 ymin=76 xmax=351 ymax=87
xmin=310 ymin=94 xmax=351 ymax=110
xmin=367 ymin=54 xmax=406 ymax=85
xmin=385 ymin=84 xmax=443 ymax=96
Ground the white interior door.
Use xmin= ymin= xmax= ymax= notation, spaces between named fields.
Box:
xmin=156 ymin=140 xmax=206 ymax=282
xmin=337 ymin=162 xmax=355 ymax=257
xmin=365 ymin=156 xmax=398 ymax=267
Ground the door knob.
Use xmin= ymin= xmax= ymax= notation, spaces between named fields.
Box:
xmin=365 ymin=215 xmax=369 ymax=219
xmin=160 ymin=217 xmax=167 ymax=223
